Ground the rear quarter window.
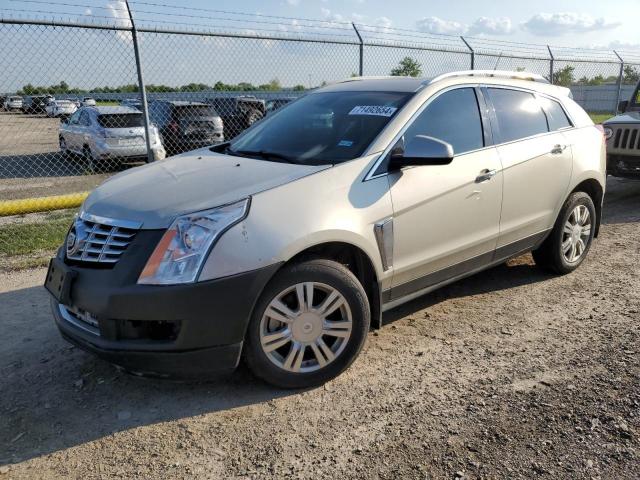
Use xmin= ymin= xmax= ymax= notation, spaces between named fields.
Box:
xmin=538 ymin=96 xmax=572 ymax=131
xmin=488 ymin=88 xmax=549 ymax=143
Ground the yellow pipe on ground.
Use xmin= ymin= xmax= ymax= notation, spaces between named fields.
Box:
xmin=0 ymin=192 xmax=89 ymax=217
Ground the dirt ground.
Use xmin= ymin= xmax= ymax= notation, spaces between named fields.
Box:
xmin=0 ymin=177 xmax=638 ymax=479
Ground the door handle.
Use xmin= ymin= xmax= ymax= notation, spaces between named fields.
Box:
xmin=475 ymin=168 xmax=497 ymax=183
xmin=551 ymin=144 xmax=567 ymax=154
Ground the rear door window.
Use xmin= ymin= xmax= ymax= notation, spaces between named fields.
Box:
xmin=488 ymin=88 xmax=549 ymax=143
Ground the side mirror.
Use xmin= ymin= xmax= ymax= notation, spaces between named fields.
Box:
xmin=618 ymin=100 xmax=629 ymax=113
xmin=389 ymin=135 xmax=454 ymax=170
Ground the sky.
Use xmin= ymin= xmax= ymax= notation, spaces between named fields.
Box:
xmin=182 ymin=0 xmax=639 ymax=51
xmin=1 ymin=0 xmax=639 ymax=91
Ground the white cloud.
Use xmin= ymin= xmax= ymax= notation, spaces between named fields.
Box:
xmin=107 ymin=1 xmax=132 ymax=42
xmin=286 ymin=0 xmax=300 ymax=5
xmin=522 ymin=12 xmax=620 ymax=36
xmin=416 ymin=16 xmax=466 ymax=35
xmin=468 ymin=16 xmax=512 ymax=35
xmin=416 ymin=16 xmax=512 ymax=36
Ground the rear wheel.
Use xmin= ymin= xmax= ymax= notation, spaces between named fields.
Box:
xmin=244 ymin=259 xmax=370 ymax=388
xmin=532 ymin=192 xmax=596 ymax=274
xmin=83 ymin=146 xmax=102 ymax=174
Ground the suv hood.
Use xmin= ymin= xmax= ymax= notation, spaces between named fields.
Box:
xmin=603 ymin=112 xmax=640 ymax=124
xmin=82 ymin=148 xmax=330 ymax=229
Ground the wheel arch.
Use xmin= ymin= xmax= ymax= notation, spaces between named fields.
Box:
xmin=275 ymin=241 xmax=383 ymax=330
xmin=570 ymin=178 xmax=604 ymax=237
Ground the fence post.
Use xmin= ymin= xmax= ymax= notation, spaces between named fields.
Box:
xmin=352 ymin=23 xmax=364 ymax=76
xmin=124 ymin=0 xmax=154 ymax=163
xmin=460 ymin=36 xmax=474 ymax=70
xmin=547 ymin=45 xmax=554 ymax=84
xmin=613 ymin=50 xmax=624 ymax=114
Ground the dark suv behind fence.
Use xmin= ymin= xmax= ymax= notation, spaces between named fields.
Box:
xmin=22 ymin=95 xmax=54 ymax=114
xmin=148 ymin=101 xmax=224 ymax=156
xmin=208 ymin=96 xmax=265 ymax=139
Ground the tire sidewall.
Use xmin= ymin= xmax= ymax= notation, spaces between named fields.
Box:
xmin=244 ymin=260 xmax=370 ymax=389
xmin=553 ymin=192 xmax=596 ymax=273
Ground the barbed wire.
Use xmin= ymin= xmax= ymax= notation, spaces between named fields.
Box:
xmin=3 ymin=0 xmax=640 ymax=62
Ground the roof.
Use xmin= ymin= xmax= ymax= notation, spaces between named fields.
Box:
xmin=154 ymin=100 xmax=207 ymax=106
xmin=317 ymin=71 xmax=568 ymax=97
xmin=87 ymin=105 xmax=140 ymax=114
xmin=319 ymin=76 xmax=426 ymax=93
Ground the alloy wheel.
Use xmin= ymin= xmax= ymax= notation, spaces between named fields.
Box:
xmin=561 ymin=205 xmax=591 ymax=263
xmin=259 ymin=282 xmax=352 ymax=373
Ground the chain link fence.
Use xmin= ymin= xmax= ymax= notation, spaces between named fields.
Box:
xmin=1 ymin=11 xmax=640 ymax=269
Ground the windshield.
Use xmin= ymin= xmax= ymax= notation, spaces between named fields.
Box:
xmin=98 ymin=113 xmax=144 ymax=128
xmin=228 ymin=91 xmax=411 ymax=165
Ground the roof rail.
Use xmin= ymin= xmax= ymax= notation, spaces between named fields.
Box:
xmin=429 ymin=70 xmax=550 ymax=85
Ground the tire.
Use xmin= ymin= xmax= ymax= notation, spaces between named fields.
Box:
xmin=84 ymin=146 xmax=101 ymax=173
xmin=244 ymin=259 xmax=370 ymax=389
xmin=244 ymin=109 xmax=263 ymax=128
xmin=532 ymin=192 xmax=596 ymax=274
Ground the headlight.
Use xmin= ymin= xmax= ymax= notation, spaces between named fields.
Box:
xmin=138 ymin=198 xmax=249 ymax=285
xmin=603 ymin=127 xmax=614 ymax=140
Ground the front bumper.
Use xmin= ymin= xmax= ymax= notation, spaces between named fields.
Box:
xmin=607 ymin=154 xmax=640 ymax=179
xmin=48 ymin=237 xmax=280 ymax=377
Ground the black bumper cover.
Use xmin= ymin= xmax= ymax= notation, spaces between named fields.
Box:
xmin=49 ymin=232 xmax=280 ymax=377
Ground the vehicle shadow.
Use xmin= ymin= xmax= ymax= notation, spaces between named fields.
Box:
xmin=0 ymin=152 xmax=84 ymax=179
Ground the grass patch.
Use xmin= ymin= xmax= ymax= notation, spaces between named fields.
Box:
xmin=0 ymin=210 xmax=75 ymax=270
xmin=96 ymin=100 xmax=121 ymax=106
xmin=589 ymin=112 xmax=614 ymax=124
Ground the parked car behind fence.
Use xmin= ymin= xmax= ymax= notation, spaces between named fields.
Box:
xmin=148 ymin=100 xmax=224 ymax=155
xmin=208 ymin=96 xmax=265 ymax=139
xmin=46 ymin=99 xmax=77 ymax=118
xmin=59 ymin=105 xmax=165 ymax=172
xmin=21 ymin=95 xmax=54 ymax=114
xmin=3 ymin=95 xmax=23 ymax=111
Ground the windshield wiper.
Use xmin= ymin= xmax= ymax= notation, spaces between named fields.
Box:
xmin=231 ymin=149 xmax=298 ymax=164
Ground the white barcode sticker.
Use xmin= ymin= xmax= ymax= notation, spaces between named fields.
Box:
xmin=348 ymin=105 xmax=398 ymax=117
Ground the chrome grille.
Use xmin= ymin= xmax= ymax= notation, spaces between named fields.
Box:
xmin=613 ymin=127 xmax=640 ymax=150
xmin=66 ymin=213 xmax=141 ymax=264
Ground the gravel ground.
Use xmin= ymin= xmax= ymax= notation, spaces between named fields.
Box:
xmin=0 ymin=177 xmax=638 ymax=479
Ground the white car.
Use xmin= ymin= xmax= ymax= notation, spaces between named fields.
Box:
xmin=46 ymin=99 xmax=78 ymax=117
xmin=47 ymin=71 xmax=606 ymax=388
xmin=81 ymin=97 xmax=97 ymax=107
xmin=3 ymin=96 xmax=23 ymax=111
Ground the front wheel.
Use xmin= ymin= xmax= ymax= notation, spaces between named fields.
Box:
xmin=532 ymin=192 xmax=596 ymax=274
xmin=244 ymin=259 xmax=370 ymax=388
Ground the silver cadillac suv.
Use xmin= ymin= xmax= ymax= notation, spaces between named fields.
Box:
xmin=46 ymin=71 xmax=606 ymax=388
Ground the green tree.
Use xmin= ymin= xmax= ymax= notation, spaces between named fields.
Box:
xmin=390 ymin=57 xmax=422 ymax=77
xmin=552 ymin=65 xmax=575 ymax=87
xmin=292 ymin=84 xmax=306 ymax=91
xmin=623 ymin=65 xmax=640 ymax=85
